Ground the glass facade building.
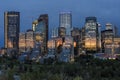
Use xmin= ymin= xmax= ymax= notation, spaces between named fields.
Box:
xmin=84 ymin=17 xmax=98 ymax=52
xmin=59 ymin=12 xmax=72 ymax=36
xmin=33 ymin=14 xmax=48 ymax=54
xmin=4 ymin=11 xmax=20 ymax=49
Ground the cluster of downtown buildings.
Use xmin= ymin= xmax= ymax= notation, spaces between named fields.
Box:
xmin=1 ymin=11 xmax=120 ymax=63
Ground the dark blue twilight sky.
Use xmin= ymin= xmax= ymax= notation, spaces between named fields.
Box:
xmin=0 ymin=0 xmax=120 ymax=47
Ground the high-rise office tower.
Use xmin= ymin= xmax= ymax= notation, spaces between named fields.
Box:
xmin=84 ymin=17 xmax=98 ymax=53
xmin=101 ymin=23 xmax=114 ymax=53
xmin=59 ymin=12 xmax=72 ymax=35
xmin=33 ymin=14 xmax=48 ymax=54
xmin=4 ymin=11 xmax=20 ymax=49
xmin=105 ymin=23 xmax=118 ymax=36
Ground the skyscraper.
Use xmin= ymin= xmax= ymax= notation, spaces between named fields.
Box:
xmin=101 ymin=23 xmax=114 ymax=53
xmin=105 ymin=23 xmax=117 ymax=36
xmin=4 ymin=11 xmax=20 ymax=50
xmin=59 ymin=12 xmax=72 ymax=35
xmin=33 ymin=14 xmax=48 ymax=54
xmin=84 ymin=17 xmax=98 ymax=53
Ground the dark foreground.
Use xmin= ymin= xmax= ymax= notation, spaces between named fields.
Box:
xmin=0 ymin=55 xmax=120 ymax=80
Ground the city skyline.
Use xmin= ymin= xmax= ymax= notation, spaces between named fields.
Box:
xmin=0 ymin=0 xmax=120 ymax=47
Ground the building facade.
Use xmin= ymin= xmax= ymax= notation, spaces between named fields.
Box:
xmin=33 ymin=14 xmax=48 ymax=54
xmin=71 ymin=27 xmax=81 ymax=56
xmin=59 ymin=12 xmax=72 ymax=35
xmin=26 ymin=30 xmax=34 ymax=51
xmin=58 ymin=27 xmax=66 ymax=37
xmin=4 ymin=11 xmax=20 ymax=50
xmin=59 ymin=36 xmax=74 ymax=62
xmin=101 ymin=23 xmax=114 ymax=53
xmin=106 ymin=23 xmax=113 ymax=30
xmin=51 ymin=27 xmax=58 ymax=38
xmin=19 ymin=32 xmax=26 ymax=53
xmin=84 ymin=17 xmax=98 ymax=53
xmin=47 ymin=37 xmax=63 ymax=55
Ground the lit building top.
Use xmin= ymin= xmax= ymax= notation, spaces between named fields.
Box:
xmin=32 ymin=20 xmax=38 ymax=31
xmin=106 ymin=23 xmax=113 ymax=30
xmin=85 ymin=17 xmax=97 ymax=22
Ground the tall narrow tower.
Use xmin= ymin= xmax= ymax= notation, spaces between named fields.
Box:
xmin=4 ymin=11 xmax=20 ymax=49
xmin=59 ymin=12 xmax=72 ymax=36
